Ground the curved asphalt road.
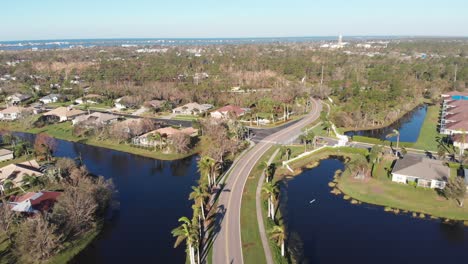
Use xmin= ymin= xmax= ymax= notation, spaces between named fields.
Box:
xmin=212 ymin=99 xmax=322 ymax=264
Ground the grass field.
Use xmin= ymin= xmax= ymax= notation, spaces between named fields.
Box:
xmin=338 ymin=165 xmax=468 ymax=220
xmin=412 ymin=104 xmax=442 ymax=151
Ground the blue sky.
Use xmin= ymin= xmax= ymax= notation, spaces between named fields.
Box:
xmin=1 ymin=0 xmax=467 ymax=41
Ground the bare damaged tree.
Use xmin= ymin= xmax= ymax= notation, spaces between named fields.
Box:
xmin=15 ymin=214 xmax=62 ymax=262
xmin=34 ymin=133 xmax=57 ymax=161
xmin=171 ymin=133 xmax=191 ymax=154
xmin=52 ymin=166 xmax=114 ymax=238
xmin=0 ymin=200 xmax=16 ymax=242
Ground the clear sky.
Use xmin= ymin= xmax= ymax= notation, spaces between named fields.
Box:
xmin=1 ymin=0 xmax=467 ymax=41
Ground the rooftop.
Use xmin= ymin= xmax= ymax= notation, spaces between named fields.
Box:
xmin=392 ymin=156 xmax=449 ymax=181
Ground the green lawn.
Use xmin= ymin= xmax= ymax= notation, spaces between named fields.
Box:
xmin=338 ymin=166 xmax=468 ymax=220
xmin=309 ymin=122 xmax=335 ymax=138
xmin=412 ymin=104 xmax=441 ymax=151
xmin=171 ymin=115 xmax=199 ymax=121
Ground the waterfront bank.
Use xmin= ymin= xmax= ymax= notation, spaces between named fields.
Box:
xmin=277 ymin=146 xmax=468 ymax=220
xmin=3 ymin=121 xmax=197 ymax=161
xmin=281 ymin=158 xmax=468 ymax=264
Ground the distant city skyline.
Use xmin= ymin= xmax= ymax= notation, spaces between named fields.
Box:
xmin=1 ymin=0 xmax=467 ymax=41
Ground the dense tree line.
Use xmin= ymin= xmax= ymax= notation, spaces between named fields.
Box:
xmin=1 ymin=40 xmax=467 ymax=128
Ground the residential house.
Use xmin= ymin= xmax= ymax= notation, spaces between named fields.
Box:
xmin=132 ymin=126 xmax=198 ymax=147
xmin=0 ymin=149 xmax=13 ymax=162
xmin=39 ymin=94 xmax=63 ymax=104
xmin=75 ymin=94 xmax=103 ymax=105
xmin=115 ymin=98 xmax=127 ymax=110
xmin=172 ymin=102 xmax=213 ymax=115
xmin=145 ymin=100 xmax=167 ymax=111
xmin=72 ymin=112 xmax=119 ymax=126
xmin=440 ymin=94 xmax=468 ymax=135
xmin=8 ymin=191 xmax=61 ymax=214
xmin=391 ymin=156 xmax=448 ymax=189
xmin=43 ymin=106 xmax=85 ymax=122
xmin=0 ymin=106 xmax=25 ymax=121
xmin=30 ymin=102 xmax=46 ymax=114
xmin=6 ymin=93 xmax=31 ymax=105
xmin=0 ymin=160 xmax=43 ymax=191
xmin=210 ymin=105 xmax=248 ymax=119
xmin=451 ymin=134 xmax=468 ymax=151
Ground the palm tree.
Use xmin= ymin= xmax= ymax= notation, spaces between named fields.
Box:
xmin=189 ymin=185 xmax=209 ymax=221
xmin=2 ymin=180 xmax=13 ymax=193
xmin=270 ymin=224 xmax=286 ymax=257
xmin=262 ymin=181 xmax=280 ymax=220
xmin=22 ymin=174 xmax=44 ymax=188
xmin=172 ymin=216 xmax=197 ymax=264
xmin=322 ymin=120 xmax=332 ymax=136
xmin=258 ymin=161 xmax=271 ymax=183
xmin=386 ymin=129 xmax=400 ymax=150
xmin=299 ymin=134 xmax=307 ymax=152
xmin=286 ymin=148 xmax=292 ymax=161
xmin=279 ymin=146 xmax=287 ymax=161
xmin=437 ymin=145 xmax=447 ymax=160
xmin=346 ymin=157 xmax=369 ymax=179
xmin=198 ymin=156 xmax=216 ymax=187
xmin=147 ymin=132 xmax=162 ymax=150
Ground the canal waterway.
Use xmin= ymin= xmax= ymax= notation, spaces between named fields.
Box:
xmin=14 ymin=132 xmax=197 ymax=263
xmin=344 ymin=105 xmax=428 ymax=142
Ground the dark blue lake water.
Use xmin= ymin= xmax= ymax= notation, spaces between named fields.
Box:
xmin=345 ymin=105 xmax=428 ymax=143
xmin=282 ymin=159 xmax=468 ymax=264
xmin=14 ymin=133 xmax=197 ymax=264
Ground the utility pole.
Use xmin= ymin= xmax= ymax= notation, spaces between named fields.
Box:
xmin=320 ymin=65 xmax=324 ymax=90
xmin=454 ymin=64 xmax=458 ymax=90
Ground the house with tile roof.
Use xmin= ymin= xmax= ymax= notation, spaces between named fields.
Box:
xmin=210 ymin=105 xmax=248 ymax=119
xmin=172 ymin=102 xmax=213 ymax=115
xmin=8 ymin=191 xmax=61 ymax=214
xmin=391 ymin=156 xmax=448 ymax=189
xmin=0 ymin=160 xmax=43 ymax=191
xmin=0 ymin=106 xmax=26 ymax=121
xmin=0 ymin=149 xmax=14 ymax=162
xmin=43 ymin=106 xmax=85 ymax=122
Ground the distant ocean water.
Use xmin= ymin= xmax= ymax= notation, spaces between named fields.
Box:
xmin=0 ymin=36 xmax=398 ymax=51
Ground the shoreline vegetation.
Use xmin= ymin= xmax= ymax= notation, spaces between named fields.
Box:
xmin=340 ymin=100 xmax=425 ymax=132
xmin=279 ymin=146 xmax=468 ymax=221
xmin=345 ymin=103 xmax=441 ymax=152
xmin=2 ymin=121 xmax=198 ymax=161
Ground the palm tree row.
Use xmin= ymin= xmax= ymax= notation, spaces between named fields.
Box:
xmin=173 ymin=155 xmax=219 ymax=264
xmin=260 ymin=161 xmax=287 ymax=258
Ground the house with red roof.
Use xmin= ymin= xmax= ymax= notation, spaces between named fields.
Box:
xmin=210 ymin=105 xmax=248 ymax=119
xmin=8 ymin=191 xmax=61 ymax=214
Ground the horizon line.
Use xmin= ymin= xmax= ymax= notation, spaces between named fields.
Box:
xmin=1 ymin=35 xmax=468 ymax=43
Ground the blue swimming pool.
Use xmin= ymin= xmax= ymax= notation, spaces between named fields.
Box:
xmin=451 ymin=95 xmax=468 ymax=100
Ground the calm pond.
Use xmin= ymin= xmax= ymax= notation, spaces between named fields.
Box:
xmin=14 ymin=133 xmax=197 ymax=263
xmin=344 ymin=105 xmax=428 ymax=142
xmin=281 ymin=159 xmax=468 ymax=264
